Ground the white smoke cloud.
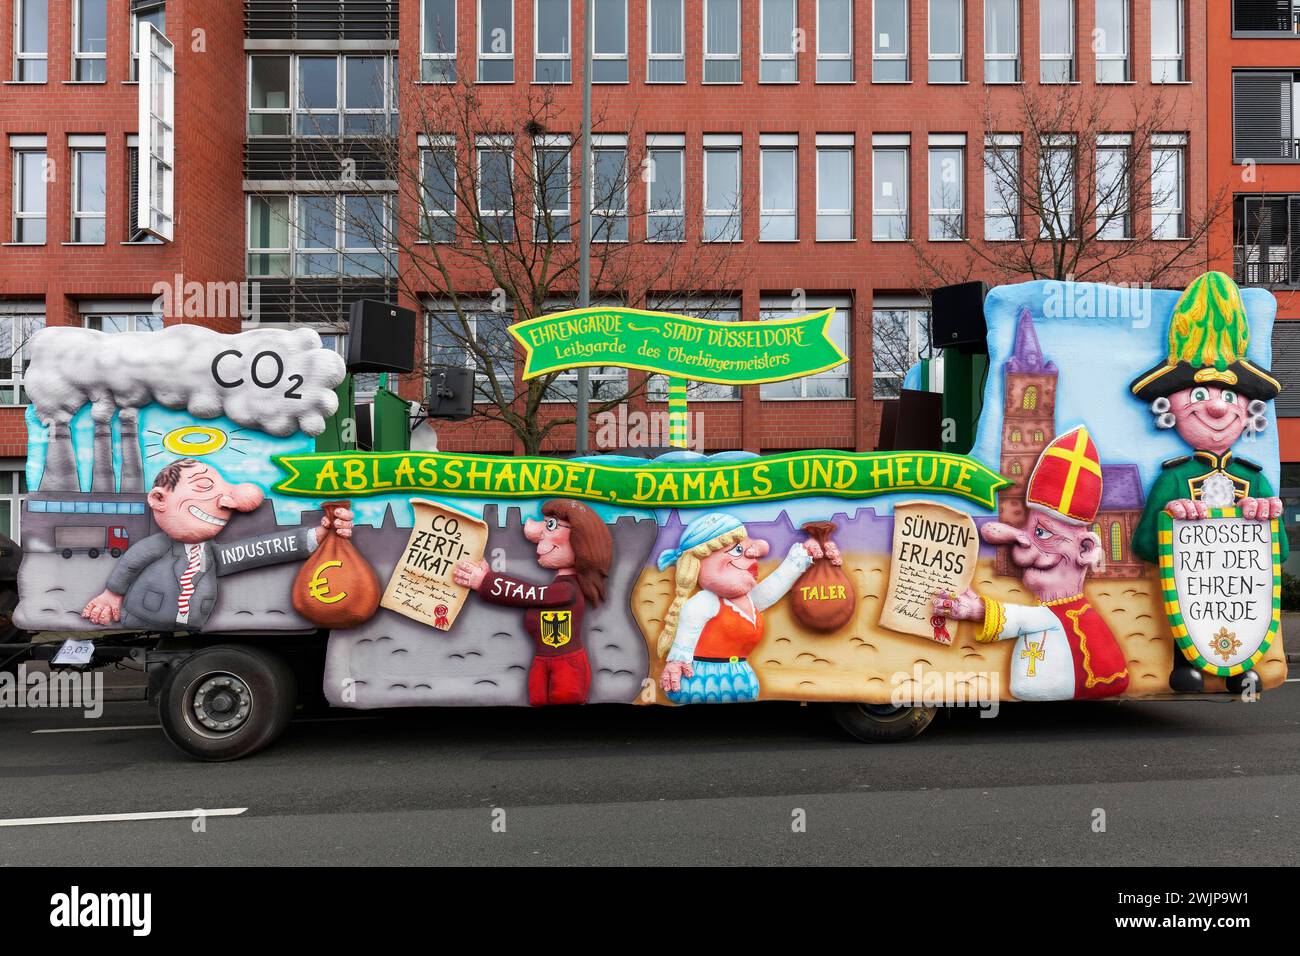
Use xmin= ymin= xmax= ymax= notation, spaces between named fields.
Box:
xmin=26 ymin=325 xmax=347 ymax=437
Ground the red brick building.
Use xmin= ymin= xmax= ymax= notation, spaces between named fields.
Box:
xmin=0 ymin=0 xmax=1211 ymax=542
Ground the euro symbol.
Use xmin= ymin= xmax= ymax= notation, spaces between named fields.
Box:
xmin=308 ymin=560 xmax=347 ymax=604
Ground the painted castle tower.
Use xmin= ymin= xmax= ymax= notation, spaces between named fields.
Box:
xmin=995 ymin=306 xmax=1146 ymax=579
xmin=996 ymin=308 xmax=1057 ymax=575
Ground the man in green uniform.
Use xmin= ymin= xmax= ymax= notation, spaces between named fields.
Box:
xmin=1129 ymin=271 xmax=1287 ymax=694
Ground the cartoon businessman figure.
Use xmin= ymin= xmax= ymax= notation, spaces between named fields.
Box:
xmin=81 ymin=457 xmax=353 ymax=631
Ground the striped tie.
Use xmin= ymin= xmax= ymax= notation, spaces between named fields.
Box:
xmin=177 ymin=544 xmax=203 ymax=623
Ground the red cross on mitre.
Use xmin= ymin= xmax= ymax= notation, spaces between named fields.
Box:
xmin=1025 ymin=425 xmax=1103 ymax=524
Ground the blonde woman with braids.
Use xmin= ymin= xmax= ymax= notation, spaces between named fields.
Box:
xmin=657 ymin=512 xmax=841 ymax=704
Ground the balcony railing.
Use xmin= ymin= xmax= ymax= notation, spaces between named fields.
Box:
xmin=245 ymin=0 xmax=397 ymax=41
xmin=1235 ymin=246 xmax=1300 ymax=287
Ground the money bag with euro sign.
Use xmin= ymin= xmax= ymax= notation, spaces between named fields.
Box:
xmin=292 ymin=500 xmax=382 ymax=628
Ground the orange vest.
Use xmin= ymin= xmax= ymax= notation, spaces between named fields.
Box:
xmin=694 ymin=601 xmax=764 ymax=660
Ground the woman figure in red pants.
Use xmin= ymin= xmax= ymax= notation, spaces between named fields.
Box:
xmin=453 ymin=499 xmax=612 ymax=706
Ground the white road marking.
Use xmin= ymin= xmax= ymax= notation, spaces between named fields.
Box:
xmin=30 ymin=715 xmax=381 ymax=735
xmin=0 ymin=808 xmax=247 ymax=828
xmin=32 ymin=724 xmax=159 ymax=734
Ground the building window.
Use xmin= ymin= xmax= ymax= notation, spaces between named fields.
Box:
xmin=84 ymin=313 xmax=164 ymax=333
xmin=535 ymin=138 xmax=572 ymax=242
xmin=246 ymin=194 xmax=394 ymax=278
xmin=1095 ymin=0 xmax=1128 ymax=83
xmin=872 ymin=144 xmax=909 ymax=240
xmin=422 ymin=0 xmax=457 ymax=82
xmin=816 ymin=138 xmax=853 ymax=240
xmin=247 ymin=195 xmax=290 ymax=276
xmin=703 ymin=140 xmax=742 ymax=241
xmin=761 ymin=0 xmax=798 ymax=83
xmin=871 ymin=302 xmax=929 ymax=399
xmin=1039 ymin=140 xmax=1076 ymax=237
xmin=873 ymin=0 xmax=909 ymax=82
xmin=1152 ymin=135 xmax=1187 ymax=240
xmin=542 ymin=303 xmax=629 ymax=401
xmin=1096 ymin=137 xmax=1132 ymax=240
xmin=0 ymin=468 xmax=28 ymax=542
xmin=248 ymin=56 xmax=291 ymax=135
xmin=760 ymin=139 xmax=798 ymax=241
xmin=1023 ymin=385 xmax=1037 ymax=409
xmin=984 ymin=137 xmax=1020 ymax=240
xmin=129 ymin=1 xmax=165 ymax=82
xmin=648 ymin=302 xmax=741 ymax=400
xmin=477 ymin=141 xmax=516 ymax=240
xmin=1039 ymin=0 xmax=1075 ymax=83
xmin=11 ymin=145 xmax=46 ymax=244
xmin=594 ymin=0 xmax=628 ymax=82
xmin=139 ymin=25 xmax=174 ymax=240
xmin=929 ymin=0 xmax=964 ymax=83
xmin=1011 ymin=461 xmax=1022 ymax=474
xmin=1152 ymin=0 xmax=1184 ymax=83
xmin=704 ymin=0 xmax=741 ymax=83
xmin=0 ymin=307 xmax=43 ymax=406
xmin=928 ymin=143 xmax=964 ymax=240
xmin=428 ymin=309 xmax=517 ymax=403
xmin=1232 ymin=71 xmax=1299 ymax=162
xmin=647 ymin=137 xmax=685 ymax=242
xmin=648 ymin=0 xmax=685 ymax=82
xmin=1011 ymin=428 xmax=1021 ymax=441
xmin=284 ymin=54 xmax=397 ymax=137
xmin=478 ymin=0 xmax=514 ymax=82
xmin=14 ymin=0 xmax=47 ymax=82
xmin=71 ymin=146 xmax=106 ymax=244
xmin=534 ymin=0 xmax=571 ymax=83
xmin=984 ymin=0 xmax=1019 ymax=83
xmin=420 ymin=141 xmax=457 ymax=242
xmin=125 ymin=141 xmax=160 ymax=243
xmin=1234 ymin=0 xmax=1300 ymax=33
xmin=764 ymin=296 xmax=851 ymax=398
xmin=592 ymin=140 xmax=629 ymax=241
xmin=1235 ymin=194 xmax=1300 ymax=286
xmin=816 ymin=0 xmax=852 ymax=82
xmin=73 ymin=0 xmax=106 ymax=82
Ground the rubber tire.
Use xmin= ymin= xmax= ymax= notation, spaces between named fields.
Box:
xmin=158 ymin=645 xmax=297 ymax=762
xmin=831 ymin=702 xmax=937 ymax=743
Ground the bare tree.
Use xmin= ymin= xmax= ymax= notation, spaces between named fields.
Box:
xmin=292 ymin=78 xmax=752 ymax=456
xmin=908 ymin=83 xmax=1227 ymax=293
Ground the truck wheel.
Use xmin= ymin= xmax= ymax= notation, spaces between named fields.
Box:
xmin=158 ymin=645 xmax=297 ymax=761
xmin=87 ymin=548 xmax=100 ymax=559
xmin=831 ymin=702 xmax=937 ymax=743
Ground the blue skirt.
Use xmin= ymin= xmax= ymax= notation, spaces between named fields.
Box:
xmin=666 ymin=659 xmax=761 ymax=705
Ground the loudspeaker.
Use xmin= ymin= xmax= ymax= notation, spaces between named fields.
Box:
xmin=878 ymin=389 xmax=945 ymax=451
xmin=930 ymin=280 xmax=989 ymax=352
xmin=426 ymin=366 xmax=474 ymax=421
xmin=347 ymin=300 xmax=417 ymax=373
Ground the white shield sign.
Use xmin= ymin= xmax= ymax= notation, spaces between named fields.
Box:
xmin=1158 ymin=508 xmax=1281 ymax=677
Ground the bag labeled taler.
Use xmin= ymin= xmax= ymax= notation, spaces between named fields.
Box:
xmin=292 ymin=500 xmax=381 ymax=628
xmin=789 ymin=521 xmax=855 ymax=632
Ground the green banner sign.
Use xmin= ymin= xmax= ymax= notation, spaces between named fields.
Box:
xmin=508 ymin=307 xmax=847 ymax=385
xmin=273 ymin=450 xmax=1009 ymax=510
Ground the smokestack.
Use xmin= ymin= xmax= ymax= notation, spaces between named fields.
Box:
xmin=118 ymin=408 xmax=143 ymax=493
xmin=39 ymin=421 xmax=81 ymax=492
xmin=91 ymin=418 xmax=115 ymax=493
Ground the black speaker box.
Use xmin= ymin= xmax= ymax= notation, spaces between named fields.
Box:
xmin=347 ymin=300 xmax=417 ymax=373
xmin=426 ymin=366 xmax=474 ymax=421
xmin=930 ymin=280 xmax=989 ymax=352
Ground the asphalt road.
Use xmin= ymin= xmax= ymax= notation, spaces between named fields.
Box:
xmin=1 ymin=672 xmax=1299 ymax=866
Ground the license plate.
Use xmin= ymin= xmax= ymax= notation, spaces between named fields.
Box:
xmin=51 ymin=639 xmax=95 ymax=666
